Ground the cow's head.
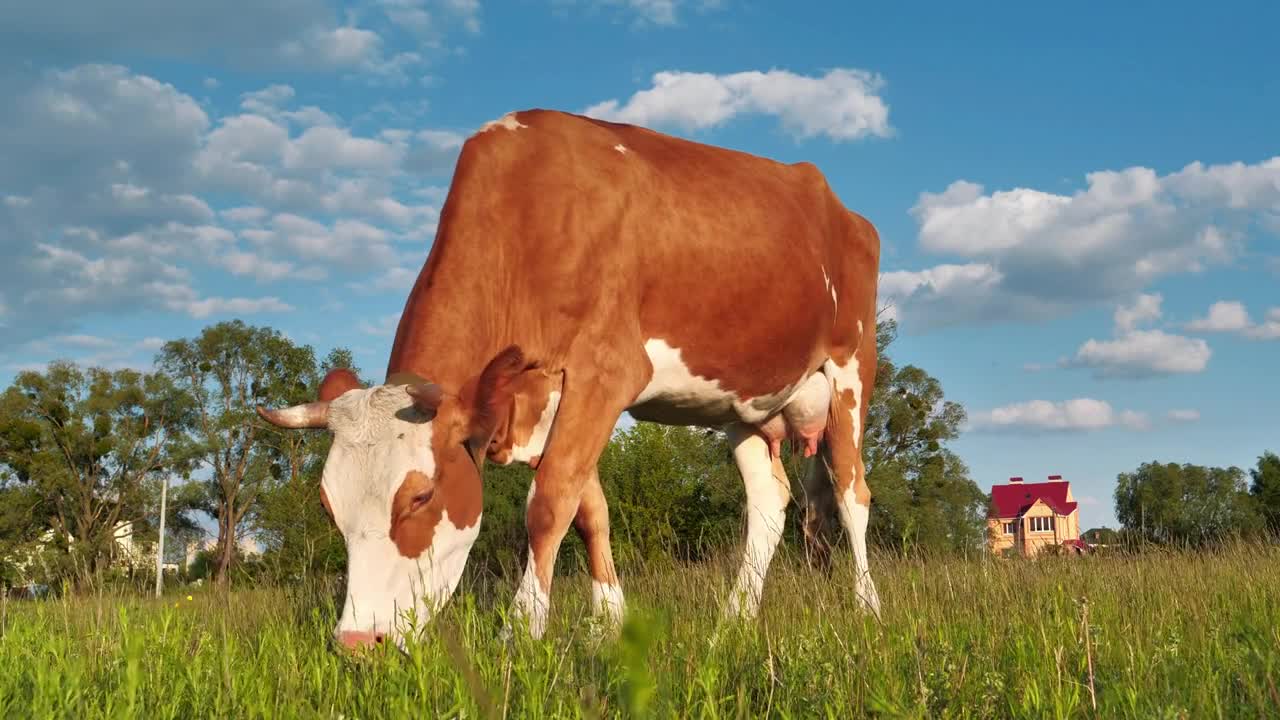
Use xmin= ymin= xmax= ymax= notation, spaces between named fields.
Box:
xmin=257 ymin=345 xmax=530 ymax=650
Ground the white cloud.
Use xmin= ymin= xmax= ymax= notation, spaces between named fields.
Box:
xmin=1167 ymin=409 xmax=1201 ymax=422
xmin=1070 ymin=330 xmax=1211 ymax=379
xmin=0 ymin=63 xmax=448 ymax=349
xmin=969 ymin=398 xmax=1150 ymax=433
xmin=358 ymin=312 xmax=403 ymax=336
xmin=557 ymin=0 xmax=722 ymax=26
xmin=53 ymin=334 xmax=118 ymax=350
xmin=0 ymin=0 xmax=434 ymax=79
xmin=585 ymin=67 xmax=892 ymax=142
xmin=890 ymin=158 xmax=1280 ymax=330
xmin=181 ymin=296 xmax=294 ymax=319
xmin=1186 ymin=300 xmax=1280 ymax=340
xmin=1050 ymin=296 xmax=1212 ymax=379
xmin=1186 ymin=300 xmax=1251 ymax=332
xmin=1114 ymin=293 xmax=1163 ymax=334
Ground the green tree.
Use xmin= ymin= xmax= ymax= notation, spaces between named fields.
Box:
xmin=857 ymin=318 xmax=987 ymax=554
xmin=156 ymin=320 xmax=319 ymax=586
xmin=0 ymin=362 xmax=194 ymax=588
xmin=253 ymin=348 xmax=363 ymax=582
xmin=1115 ymin=461 xmax=1263 ymax=545
xmin=598 ymin=423 xmax=742 ymax=565
xmin=1249 ymin=451 xmax=1280 ymax=537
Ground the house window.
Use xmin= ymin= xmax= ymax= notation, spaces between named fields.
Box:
xmin=1029 ymin=516 xmax=1056 ymax=533
xmin=1003 ymin=522 xmax=1016 ymax=535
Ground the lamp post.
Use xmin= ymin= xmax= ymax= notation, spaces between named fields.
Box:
xmin=155 ymin=474 xmax=168 ymax=599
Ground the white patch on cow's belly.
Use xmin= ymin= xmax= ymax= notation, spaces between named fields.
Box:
xmin=629 ymin=339 xmax=798 ymax=426
xmin=509 ymin=391 xmax=560 ymax=464
xmin=614 ymin=144 xmax=628 ymax=155
xmin=478 ymin=112 xmax=527 ymax=133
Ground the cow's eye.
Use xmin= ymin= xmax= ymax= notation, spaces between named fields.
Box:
xmin=410 ymin=489 xmax=433 ymax=511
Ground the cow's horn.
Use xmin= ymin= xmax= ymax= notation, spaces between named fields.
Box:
xmin=256 ymin=401 xmax=330 ymax=429
xmin=405 ymin=382 xmax=444 ymax=413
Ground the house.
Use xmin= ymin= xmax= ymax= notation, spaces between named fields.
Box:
xmin=987 ymin=475 xmax=1090 ymax=557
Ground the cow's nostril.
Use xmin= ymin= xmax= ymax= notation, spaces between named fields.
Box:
xmin=338 ymin=630 xmax=386 ymax=651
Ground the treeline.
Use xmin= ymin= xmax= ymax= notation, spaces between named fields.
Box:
xmin=1104 ymin=453 xmax=1280 ymax=547
xmin=0 ymin=317 xmax=995 ymax=593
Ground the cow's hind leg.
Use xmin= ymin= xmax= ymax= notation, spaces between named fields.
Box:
xmin=822 ymin=347 xmax=881 ymax=617
xmin=801 ymin=453 xmax=837 ymax=572
xmin=573 ymin=468 xmax=624 ymax=629
xmin=724 ymin=422 xmax=792 ymax=620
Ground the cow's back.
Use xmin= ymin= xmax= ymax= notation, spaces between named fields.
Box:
xmin=407 ymin=109 xmax=878 ymax=407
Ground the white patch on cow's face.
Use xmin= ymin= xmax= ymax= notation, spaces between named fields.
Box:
xmin=338 ymin=510 xmax=481 ymax=641
xmin=509 ymin=390 xmax=560 ymax=464
xmin=632 ymin=339 xmax=800 ymax=426
xmin=613 ymin=144 xmax=628 ymax=155
xmin=321 ymin=385 xmax=480 ymax=642
xmin=479 ymin=111 xmax=527 ymax=133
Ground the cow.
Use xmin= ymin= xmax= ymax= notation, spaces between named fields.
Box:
xmin=257 ymin=108 xmax=883 ymax=649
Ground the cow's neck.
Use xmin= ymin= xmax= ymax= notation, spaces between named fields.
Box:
xmin=383 ymin=224 xmax=515 ymax=393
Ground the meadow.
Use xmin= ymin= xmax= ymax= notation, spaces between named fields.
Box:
xmin=2 ymin=543 xmax=1278 ymax=719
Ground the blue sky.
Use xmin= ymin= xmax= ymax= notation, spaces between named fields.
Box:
xmin=2 ymin=0 xmax=1277 ymax=530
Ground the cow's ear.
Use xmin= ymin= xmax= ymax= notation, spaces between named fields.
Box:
xmin=468 ymin=345 xmax=531 ymax=452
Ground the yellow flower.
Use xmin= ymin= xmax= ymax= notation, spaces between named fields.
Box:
xmin=186 ymin=595 xmax=193 ymax=601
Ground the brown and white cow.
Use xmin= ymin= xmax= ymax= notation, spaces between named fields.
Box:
xmin=258 ymin=108 xmax=882 ymax=648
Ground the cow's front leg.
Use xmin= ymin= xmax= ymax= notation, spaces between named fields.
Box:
xmin=510 ymin=368 xmax=638 ymax=639
xmin=574 ymin=468 xmax=624 ymax=628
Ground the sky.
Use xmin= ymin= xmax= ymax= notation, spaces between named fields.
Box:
xmin=1 ymin=0 xmax=1277 ymax=530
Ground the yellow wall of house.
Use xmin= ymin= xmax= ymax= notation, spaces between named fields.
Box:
xmin=987 ymin=496 xmax=1082 ymax=557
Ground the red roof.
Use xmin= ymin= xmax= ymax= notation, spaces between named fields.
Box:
xmin=990 ymin=481 xmax=1078 ymax=519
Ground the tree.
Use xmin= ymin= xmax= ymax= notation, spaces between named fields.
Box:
xmin=0 ymin=362 xmax=193 ymax=588
xmin=855 ymin=318 xmax=988 ymax=554
xmin=156 ymin=320 xmax=319 ymax=586
xmin=1114 ymin=461 xmax=1263 ymax=546
xmin=1082 ymin=527 xmax=1119 ymax=544
xmin=254 ymin=348 xmax=363 ymax=582
xmin=1249 ymin=451 xmax=1280 ymax=537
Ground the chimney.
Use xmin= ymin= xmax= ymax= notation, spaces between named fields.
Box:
xmin=1009 ymin=476 xmax=1023 ymax=483
xmin=1048 ymin=474 xmax=1063 ymax=481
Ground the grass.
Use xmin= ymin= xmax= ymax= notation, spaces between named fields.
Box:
xmin=2 ymin=543 xmax=1279 ymax=719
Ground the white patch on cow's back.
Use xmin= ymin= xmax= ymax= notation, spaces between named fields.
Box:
xmin=478 ymin=112 xmax=527 ymax=133
xmin=509 ymin=390 xmax=560 ymax=464
xmin=613 ymin=144 xmax=628 ymax=155
xmin=631 ymin=339 xmax=800 ymax=425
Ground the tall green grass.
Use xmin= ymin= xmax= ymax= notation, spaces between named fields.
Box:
xmin=2 ymin=543 xmax=1279 ymax=718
